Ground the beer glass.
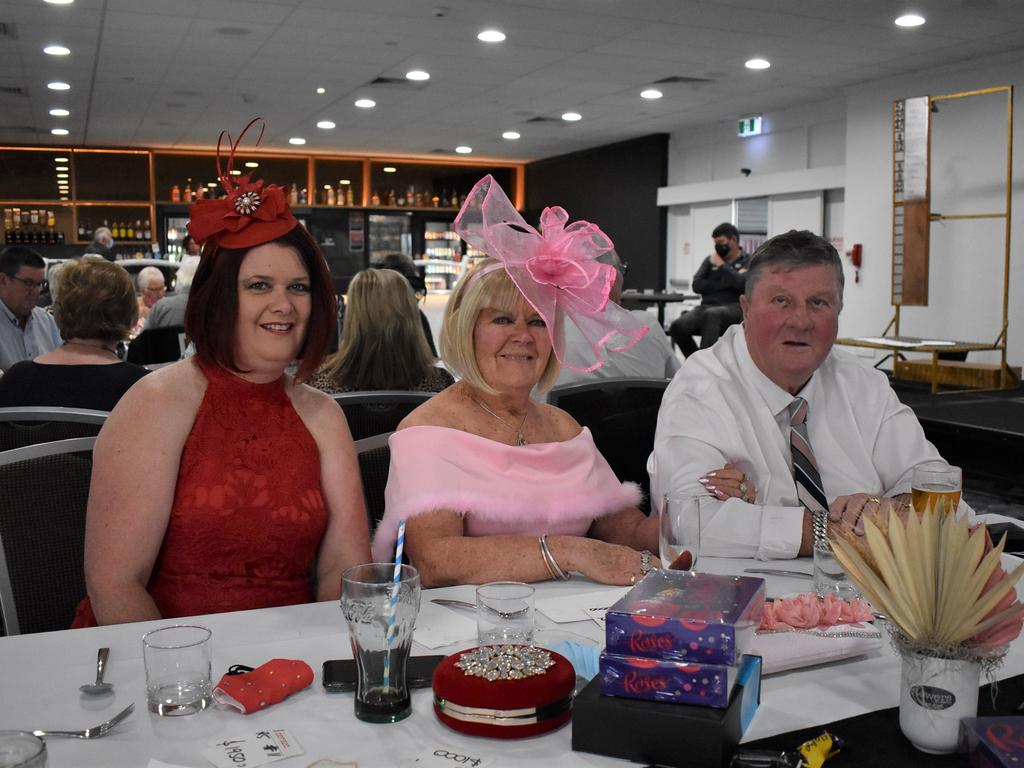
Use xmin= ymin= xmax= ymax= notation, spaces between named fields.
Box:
xmin=911 ymin=462 xmax=962 ymax=514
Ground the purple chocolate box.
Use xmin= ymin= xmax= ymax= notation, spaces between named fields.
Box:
xmin=605 ymin=570 xmax=765 ymax=666
xmin=599 ymin=650 xmax=738 ymax=707
xmin=961 ymin=717 xmax=1024 ymax=768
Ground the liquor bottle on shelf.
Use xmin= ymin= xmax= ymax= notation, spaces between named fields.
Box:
xmin=29 ymin=209 xmax=39 ymax=226
xmin=77 ymin=217 xmax=85 ymax=240
xmin=289 ymin=184 xmax=299 ymax=207
xmin=47 ymin=210 xmax=56 ymax=229
xmin=126 ymin=221 xmax=135 ymax=240
xmin=431 ymin=193 xmax=440 ymax=208
xmin=450 ymin=190 xmax=459 ymax=207
xmin=347 ymin=187 xmax=355 ymax=206
xmin=396 ymin=190 xmax=406 ymax=207
xmin=299 ymin=187 xmax=308 ymax=206
xmin=143 ymin=219 xmax=151 ymax=241
xmin=325 ymin=185 xmax=336 ymax=206
xmin=371 ymin=190 xmax=380 ymax=206
xmin=183 ymin=180 xmax=194 ymax=203
xmin=386 ymin=188 xmax=396 ymax=206
xmin=83 ymin=218 xmax=93 ymax=241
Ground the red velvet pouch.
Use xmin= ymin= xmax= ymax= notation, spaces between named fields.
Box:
xmin=432 ymin=645 xmax=574 ymax=739
xmin=212 ymin=659 xmax=313 ymax=714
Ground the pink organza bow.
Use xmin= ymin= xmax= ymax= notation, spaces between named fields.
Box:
xmin=454 ymin=175 xmax=649 ymax=372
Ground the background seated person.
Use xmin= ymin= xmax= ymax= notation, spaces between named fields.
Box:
xmin=146 ymin=256 xmax=200 ymax=330
xmin=76 ymin=127 xmax=370 ymax=626
xmin=0 ymin=259 xmax=147 ymax=410
xmin=650 ymin=230 xmax=956 ymax=561
xmin=306 ymin=268 xmax=452 ymax=394
xmin=669 ymin=222 xmax=749 ymax=357
xmin=554 ymin=249 xmax=679 ymax=387
xmin=135 ymin=265 xmax=166 ymax=328
xmin=372 ymin=176 xmax=659 ymax=587
xmin=372 ymin=251 xmax=436 ymax=355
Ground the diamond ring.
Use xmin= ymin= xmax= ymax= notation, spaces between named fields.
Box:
xmin=739 ymin=481 xmax=749 ymax=497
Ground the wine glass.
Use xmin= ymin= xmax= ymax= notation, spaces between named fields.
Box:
xmin=659 ymin=495 xmax=704 ymax=571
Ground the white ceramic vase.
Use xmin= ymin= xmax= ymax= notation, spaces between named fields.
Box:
xmin=899 ymin=650 xmax=981 ymax=754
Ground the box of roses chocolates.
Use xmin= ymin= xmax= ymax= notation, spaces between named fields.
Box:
xmin=604 ymin=570 xmax=765 ymax=667
xmin=598 ymin=650 xmax=738 ymax=707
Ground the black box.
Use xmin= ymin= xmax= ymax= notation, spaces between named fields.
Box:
xmin=572 ymin=655 xmax=761 ymax=768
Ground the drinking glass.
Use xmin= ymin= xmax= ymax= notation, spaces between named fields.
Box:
xmin=659 ymin=494 xmax=704 ymax=571
xmin=143 ymin=625 xmax=212 ymax=716
xmin=911 ymin=462 xmax=962 ymax=514
xmin=341 ymin=563 xmax=421 ymax=724
xmin=0 ymin=732 xmax=46 ymax=768
xmin=475 ymin=581 xmax=535 ymax=645
xmin=813 ymin=539 xmax=859 ymax=600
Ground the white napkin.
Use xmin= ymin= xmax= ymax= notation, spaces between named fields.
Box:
xmin=536 ymin=588 xmax=629 ymax=624
xmin=751 ymin=625 xmax=883 ymax=675
xmin=414 ymin=600 xmax=478 ymax=649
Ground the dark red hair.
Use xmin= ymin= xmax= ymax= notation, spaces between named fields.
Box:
xmin=185 ymin=224 xmax=336 ymax=380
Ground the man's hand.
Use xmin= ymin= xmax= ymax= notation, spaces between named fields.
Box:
xmin=709 ymin=251 xmax=725 ymax=267
xmin=829 ymin=493 xmax=907 ymax=536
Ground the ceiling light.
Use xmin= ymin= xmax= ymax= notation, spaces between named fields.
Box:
xmin=339 ymin=179 xmax=351 ymax=185
xmin=229 ymin=169 xmax=242 ymax=175
xmin=55 ymin=165 xmax=68 ymax=171
xmin=244 ymin=161 xmax=259 ymax=168
xmin=51 ymin=127 xmax=69 ymax=135
xmin=561 ymin=112 xmax=582 ymax=122
xmin=56 ymin=173 xmax=68 ymax=179
xmin=54 ymin=156 xmax=68 ymax=162
xmin=406 ymin=69 xmax=430 ymax=81
xmin=455 ymin=145 xmax=472 ymax=154
xmin=745 ymin=58 xmax=771 ymax=70
xmin=316 ymin=120 xmax=336 ymax=129
xmin=895 ymin=13 xmax=925 ymax=27
xmin=502 ymin=131 xmax=521 ymax=140
xmin=316 ymin=87 xmax=326 ymax=94
xmin=49 ymin=108 xmax=70 ymax=117
xmin=60 ymin=196 xmax=68 ymax=200
xmin=47 ymin=81 xmax=71 ymax=91
xmin=354 ymin=98 xmax=376 ymax=109
xmin=288 ymin=137 xmax=306 ymax=145
xmin=43 ymin=0 xmax=75 ymax=4
xmin=207 ymin=182 xmax=218 ymax=188
xmin=44 ymin=45 xmax=70 ymax=56
xmin=383 ymin=166 xmax=397 ymax=173
xmin=640 ymin=89 xmax=663 ymax=100
xmin=477 ymin=29 xmax=506 ymax=43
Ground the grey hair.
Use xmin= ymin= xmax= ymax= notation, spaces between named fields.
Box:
xmin=744 ymin=230 xmax=844 ymax=303
xmin=175 ymin=256 xmax=201 ymax=291
xmin=137 ymin=265 xmax=165 ymax=291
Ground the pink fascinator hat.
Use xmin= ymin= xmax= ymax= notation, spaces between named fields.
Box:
xmin=454 ymin=175 xmax=649 ymax=372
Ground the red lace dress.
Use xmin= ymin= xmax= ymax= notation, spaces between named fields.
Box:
xmin=72 ymin=361 xmax=327 ymax=626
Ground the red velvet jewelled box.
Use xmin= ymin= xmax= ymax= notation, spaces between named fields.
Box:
xmin=432 ymin=645 xmax=575 ymax=739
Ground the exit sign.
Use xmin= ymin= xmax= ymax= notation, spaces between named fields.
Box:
xmin=738 ymin=116 xmax=763 ymax=137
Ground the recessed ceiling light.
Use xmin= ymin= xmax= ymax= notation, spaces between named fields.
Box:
xmin=561 ymin=112 xmax=582 ymax=122
xmin=895 ymin=13 xmax=925 ymax=27
xmin=47 ymin=81 xmax=71 ymax=91
xmin=43 ymin=0 xmax=74 ymax=5
xmin=55 ymin=166 xmax=68 ymax=171
xmin=56 ymin=173 xmax=68 ymax=178
xmin=339 ymin=179 xmax=351 ymax=185
xmin=502 ymin=131 xmax=521 ymax=140
xmin=54 ymin=156 xmax=68 ymax=162
xmin=316 ymin=120 xmax=336 ymax=130
xmin=229 ymin=169 xmax=242 ymax=175
xmin=383 ymin=166 xmax=397 ymax=173
xmin=477 ymin=29 xmax=506 ymax=43
xmin=244 ymin=161 xmax=259 ymax=168
xmin=288 ymin=137 xmax=306 ymax=145
xmin=49 ymin=108 xmax=70 ymax=117
xmin=354 ymin=98 xmax=376 ymax=109
xmin=207 ymin=182 xmax=218 ymax=188
xmin=44 ymin=45 xmax=70 ymax=56
xmin=60 ymin=196 xmax=68 ymax=200
xmin=640 ymin=89 xmax=663 ymax=100
xmin=51 ymin=127 xmax=69 ymax=135
xmin=455 ymin=145 xmax=472 ymax=154
xmin=745 ymin=58 xmax=771 ymax=70
xmin=316 ymin=87 xmax=326 ymax=94
xmin=406 ymin=69 xmax=430 ymax=81
xmin=323 ymin=184 xmax=332 ymax=189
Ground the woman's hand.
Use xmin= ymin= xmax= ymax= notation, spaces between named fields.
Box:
xmin=569 ymin=539 xmax=663 ymax=586
xmin=829 ymin=493 xmax=909 ymax=536
xmin=700 ymin=463 xmax=756 ymax=503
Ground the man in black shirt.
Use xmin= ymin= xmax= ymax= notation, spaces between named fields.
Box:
xmin=669 ymin=222 xmax=750 ymax=357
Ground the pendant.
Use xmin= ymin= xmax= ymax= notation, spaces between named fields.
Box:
xmin=514 ymin=431 xmax=526 ymax=446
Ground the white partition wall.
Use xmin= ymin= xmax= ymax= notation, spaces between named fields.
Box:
xmin=768 ymin=191 xmax=824 ymax=237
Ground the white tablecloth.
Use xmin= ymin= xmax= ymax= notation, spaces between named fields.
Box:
xmin=2 ymin=559 xmax=1022 ymax=767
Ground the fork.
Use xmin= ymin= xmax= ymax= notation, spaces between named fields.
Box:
xmin=32 ymin=702 xmax=135 ymax=739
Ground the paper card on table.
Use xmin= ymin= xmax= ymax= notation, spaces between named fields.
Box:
xmin=403 ymin=745 xmax=495 ymax=768
xmin=148 ymin=761 xmax=192 ymax=768
xmin=414 ymin=600 xmax=477 ymax=649
xmin=202 ymin=729 xmax=303 ymax=768
xmin=584 ymin=606 xmax=607 ymax=629
xmin=537 ymin=588 xmax=629 ymax=624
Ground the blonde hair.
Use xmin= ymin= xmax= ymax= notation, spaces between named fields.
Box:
xmin=439 ymin=258 xmax=561 ymax=394
xmin=319 ymin=268 xmax=435 ymax=390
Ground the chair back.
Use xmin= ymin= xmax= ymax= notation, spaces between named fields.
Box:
xmin=354 ymin=432 xmax=393 ymax=534
xmin=333 ymin=391 xmax=434 ymax=441
xmin=547 ymin=377 xmax=670 ymax=514
xmin=0 ymin=437 xmax=96 ymax=636
xmin=0 ymin=407 xmax=108 ymax=451
xmin=127 ymin=325 xmax=186 ymax=365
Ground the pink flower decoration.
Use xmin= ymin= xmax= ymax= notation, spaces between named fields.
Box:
xmin=758 ymin=592 xmax=874 ymax=632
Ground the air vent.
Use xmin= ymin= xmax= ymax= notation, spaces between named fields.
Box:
xmin=653 ymin=75 xmax=713 ymax=84
xmin=524 ymin=116 xmax=564 ymax=124
xmin=0 ymin=85 xmax=27 ymax=97
xmin=366 ymin=76 xmax=428 ymax=90
xmin=429 ymin=148 xmax=447 ymax=153
xmin=0 ymin=22 xmax=18 ymax=40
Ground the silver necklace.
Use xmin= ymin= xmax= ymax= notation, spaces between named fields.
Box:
xmin=63 ymin=340 xmax=119 ymax=357
xmin=468 ymin=393 xmax=528 ymax=446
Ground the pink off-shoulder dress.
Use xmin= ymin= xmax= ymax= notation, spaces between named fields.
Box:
xmin=371 ymin=425 xmax=641 ymax=562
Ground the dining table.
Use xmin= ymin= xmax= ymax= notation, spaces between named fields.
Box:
xmin=2 ymin=557 xmax=1023 ymax=767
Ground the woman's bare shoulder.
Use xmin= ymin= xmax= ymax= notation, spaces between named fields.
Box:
xmin=120 ymin=359 xmax=206 ymax=414
xmin=537 ymin=401 xmax=583 ymax=441
xmin=397 ymin=388 xmax=461 ymax=431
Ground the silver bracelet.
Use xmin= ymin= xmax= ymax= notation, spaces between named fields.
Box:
xmin=539 ymin=535 xmax=570 ymax=581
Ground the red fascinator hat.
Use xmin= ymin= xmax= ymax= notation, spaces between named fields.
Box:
xmin=186 ymin=118 xmax=298 ymax=249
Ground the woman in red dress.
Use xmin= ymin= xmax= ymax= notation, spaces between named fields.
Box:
xmin=75 ymin=121 xmax=371 ymax=626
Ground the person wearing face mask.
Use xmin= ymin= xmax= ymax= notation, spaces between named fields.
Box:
xmin=669 ymin=222 xmax=750 ymax=357
xmin=84 ymin=226 xmax=116 ymax=261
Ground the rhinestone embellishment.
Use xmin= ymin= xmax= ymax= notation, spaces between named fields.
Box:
xmin=235 ymin=190 xmax=262 ymax=215
xmin=455 ymin=645 xmax=554 ymax=681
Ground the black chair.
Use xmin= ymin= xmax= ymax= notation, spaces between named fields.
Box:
xmin=548 ymin=377 xmax=670 ymax=514
xmin=127 ymin=325 xmax=186 ymax=365
xmin=0 ymin=406 xmax=108 ymax=451
xmin=333 ymin=391 xmax=435 ymax=441
xmin=354 ymin=432 xmax=393 ymax=534
xmin=0 ymin=437 xmax=95 ymax=636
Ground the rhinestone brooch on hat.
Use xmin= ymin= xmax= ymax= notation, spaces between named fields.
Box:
xmin=235 ymin=190 xmax=262 ymax=215
xmin=455 ymin=645 xmax=554 ymax=681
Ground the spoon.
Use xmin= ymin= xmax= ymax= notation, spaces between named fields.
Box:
xmin=79 ymin=647 xmax=113 ymax=695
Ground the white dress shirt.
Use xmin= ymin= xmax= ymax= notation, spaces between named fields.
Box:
xmin=0 ymin=302 xmax=61 ymax=372
xmin=649 ymin=325 xmax=947 ymax=560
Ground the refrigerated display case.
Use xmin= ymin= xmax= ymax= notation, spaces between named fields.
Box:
xmin=368 ymin=212 xmax=412 ymax=262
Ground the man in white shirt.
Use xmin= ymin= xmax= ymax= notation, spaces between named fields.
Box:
xmin=0 ymin=246 xmax=62 ymax=372
xmin=649 ymin=230 xmax=949 ymax=560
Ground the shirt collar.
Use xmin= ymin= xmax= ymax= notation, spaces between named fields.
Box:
xmin=0 ymin=300 xmax=21 ymax=327
xmin=733 ymin=324 xmax=822 ymax=418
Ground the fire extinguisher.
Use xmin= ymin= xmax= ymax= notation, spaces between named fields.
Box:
xmin=847 ymin=243 xmax=862 ymax=283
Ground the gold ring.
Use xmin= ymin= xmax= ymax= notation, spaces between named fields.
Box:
xmin=867 ymin=497 xmax=881 ymax=504
xmin=629 ymin=574 xmax=637 ymax=585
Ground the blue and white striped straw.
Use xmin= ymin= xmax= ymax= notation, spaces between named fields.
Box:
xmin=383 ymin=518 xmax=406 ymax=691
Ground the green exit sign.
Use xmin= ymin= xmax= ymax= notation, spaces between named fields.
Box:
xmin=738 ymin=115 xmax=763 ymax=137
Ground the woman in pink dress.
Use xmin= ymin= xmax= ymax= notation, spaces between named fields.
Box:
xmin=373 ymin=175 xmax=661 ymax=587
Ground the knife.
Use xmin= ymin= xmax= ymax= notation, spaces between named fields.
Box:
xmin=743 ymin=568 xmax=813 ymax=579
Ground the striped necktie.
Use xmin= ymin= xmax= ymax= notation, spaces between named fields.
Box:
xmin=789 ymin=397 xmax=829 ymax=547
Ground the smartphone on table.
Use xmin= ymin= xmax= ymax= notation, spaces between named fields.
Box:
xmin=322 ymin=655 xmax=445 ymax=692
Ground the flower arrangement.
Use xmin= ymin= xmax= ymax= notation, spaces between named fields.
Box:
xmin=759 ymin=593 xmax=875 ymax=632
xmin=829 ymin=503 xmax=1024 ymax=663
